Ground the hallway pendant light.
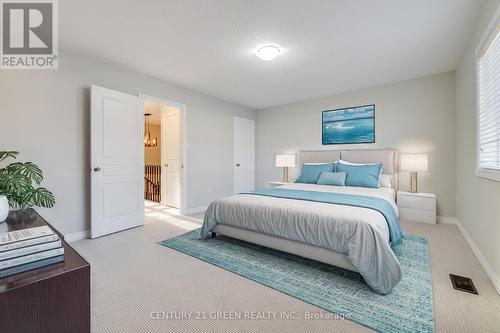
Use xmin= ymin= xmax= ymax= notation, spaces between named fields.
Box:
xmin=144 ymin=113 xmax=158 ymax=147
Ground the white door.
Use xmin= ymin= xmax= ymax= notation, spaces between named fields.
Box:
xmin=161 ymin=111 xmax=181 ymax=208
xmin=233 ymin=117 xmax=255 ymax=194
xmin=90 ymin=85 xmax=144 ymax=238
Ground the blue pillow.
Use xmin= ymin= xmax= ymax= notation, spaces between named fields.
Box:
xmin=336 ymin=163 xmax=383 ymax=188
xmin=317 ymin=172 xmax=346 ymax=186
xmin=295 ymin=163 xmax=335 ymax=184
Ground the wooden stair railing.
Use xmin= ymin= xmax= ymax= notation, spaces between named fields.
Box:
xmin=145 ymin=165 xmax=161 ymax=202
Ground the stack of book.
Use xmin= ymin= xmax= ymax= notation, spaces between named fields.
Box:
xmin=0 ymin=225 xmax=65 ymax=278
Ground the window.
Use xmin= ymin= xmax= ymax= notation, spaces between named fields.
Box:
xmin=477 ymin=23 xmax=500 ymax=181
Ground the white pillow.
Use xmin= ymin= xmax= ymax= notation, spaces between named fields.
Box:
xmin=379 ymin=174 xmax=393 ymax=188
xmin=303 ymin=162 xmax=336 ymax=165
xmin=338 ymin=159 xmax=381 ymax=167
xmin=338 ymin=159 xmax=392 ymax=188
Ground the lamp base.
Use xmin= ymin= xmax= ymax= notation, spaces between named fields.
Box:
xmin=282 ymin=167 xmax=289 ymax=183
xmin=410 ymin=172 xmax=418 ymax=193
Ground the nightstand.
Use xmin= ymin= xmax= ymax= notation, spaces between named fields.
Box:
xmin=397 ymin=191 xmax=436 ymax=224
xmin=268 ymin=181 xmax=289 ymax=188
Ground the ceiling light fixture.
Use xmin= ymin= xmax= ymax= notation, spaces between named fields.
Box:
xmin=256 ymin=45 xmax=281 ymax=61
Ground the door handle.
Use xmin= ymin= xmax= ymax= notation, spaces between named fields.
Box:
xmin=93 ymin=167 xmax=101 ymax=172
xmin=236 ymin=163 xmax=240 ymax=167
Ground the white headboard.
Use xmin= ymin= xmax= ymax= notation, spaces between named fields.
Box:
xmin=299 ymin=149 xmax=399 ymax=189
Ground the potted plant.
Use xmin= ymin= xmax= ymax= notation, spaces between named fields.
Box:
xmin=0 ymin=151 xmax=55 ymax=223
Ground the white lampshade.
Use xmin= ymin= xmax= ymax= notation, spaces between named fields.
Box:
xmin=401 ymin=154 xmax=428 ymax=172
xmin=275 ymin=154 xmax=296 ymax=168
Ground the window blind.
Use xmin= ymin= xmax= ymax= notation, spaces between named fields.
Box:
xmin=478 ymin=27 xmax=500 ymax=170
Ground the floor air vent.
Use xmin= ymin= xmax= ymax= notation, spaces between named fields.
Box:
xmin=450 ymin=274 xmax=478 ymax=294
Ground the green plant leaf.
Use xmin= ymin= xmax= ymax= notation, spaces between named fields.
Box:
xmin=21 ymin=187 xmax=55 ymax=208
xmin=4 ymin=192 xmax=22 ymax=209
xmin=6 ymin=162 xmax=43 ymax=185
xmin=0 ymin=151 xmax=55 ymax=209
xmin=0 ymin=151 xmax=18 ymax=162
xmin=0 ymin=172 xmax=31 ymax=194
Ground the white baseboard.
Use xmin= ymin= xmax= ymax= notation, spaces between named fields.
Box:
xmin=455 ymin=219 xmax=500 ymax=295
xmin=64 ymin=230 xmax=89 ymax=243
xmin=183 ymin=205 xmax=208 ymax=215
xmin=437 ymin=216 xmax=457 ymax=224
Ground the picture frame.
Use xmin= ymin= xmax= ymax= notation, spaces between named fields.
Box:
xmin=322 ymin=104 xmax=375 ymax=145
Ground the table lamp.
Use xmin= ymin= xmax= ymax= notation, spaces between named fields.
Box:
xmin=401 ymin=154 xmax=428 ymax=193
xmin=275 ymin=154 xmax=296 ymax=183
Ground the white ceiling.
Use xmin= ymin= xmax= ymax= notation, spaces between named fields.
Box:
xmin=144 ymin=102 xmax=161 ymax=125
xmin=61 ymin=0 xmax=484 ymax=109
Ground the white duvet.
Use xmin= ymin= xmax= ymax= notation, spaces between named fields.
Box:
xmin=200 ymin=183 xmax=403 ymax=294
xmin=277 ymin=182 xmax=399 ymax=244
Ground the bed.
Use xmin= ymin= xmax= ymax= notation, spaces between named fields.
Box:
xmin=200 ymin=149 xmax=403 ymax=294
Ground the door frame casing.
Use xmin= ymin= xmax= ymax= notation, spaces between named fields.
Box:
xmin=139 ymin=93 xmax=187 ymax=215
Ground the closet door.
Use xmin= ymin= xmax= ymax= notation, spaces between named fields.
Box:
xmin=233 ymin=117 xmax=255 ymax=194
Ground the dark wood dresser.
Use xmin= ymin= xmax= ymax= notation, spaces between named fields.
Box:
xmin=0 ymin=210 xmax=90 ymax=333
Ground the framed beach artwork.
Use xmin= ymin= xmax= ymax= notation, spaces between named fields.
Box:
xmin=322 ymin=104 xmax=375 ymax=145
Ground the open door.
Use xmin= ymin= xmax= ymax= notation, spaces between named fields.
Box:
xmin=90 ymin=85 xmax=144 ymax=238
xmin=161 ymin=109 xmax=181 ymax=208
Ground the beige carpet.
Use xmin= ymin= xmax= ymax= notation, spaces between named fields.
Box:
xmin=72 ymin=204 xmax=500 ymax=332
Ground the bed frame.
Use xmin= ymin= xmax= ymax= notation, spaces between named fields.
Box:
xmin=212 ymin=148 xmax=399 ymax=272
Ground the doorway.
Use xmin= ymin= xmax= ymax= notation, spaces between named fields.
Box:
xmin=141 ymin=95 xmax=186 ymax=215
xmin=90 ymin=85 xmax=188 ymax=239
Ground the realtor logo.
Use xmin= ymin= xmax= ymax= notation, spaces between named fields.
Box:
xmin=1 ymin=0 xmax=58 ymax=69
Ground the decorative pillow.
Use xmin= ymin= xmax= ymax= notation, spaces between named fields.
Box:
xmin=338 ymin=159 xmax=388 ymax=186
xmin=336 ymin=163 xmax=383 ymax=188
xmin=317 ymin=171 xmax=347 ymax=186
xmin=301 ymin=161 xmax=338 ymax=169
xmin=295 ymin=163 xmax=335 ymax=184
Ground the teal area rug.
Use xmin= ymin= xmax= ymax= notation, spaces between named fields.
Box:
xmin=159 ymin=230 xmax=434 ymax=333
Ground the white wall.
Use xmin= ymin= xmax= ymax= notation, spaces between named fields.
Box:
xmin=0 ymin=51 xmax=255 ymax=235
xmin=256 ymin=72 xmax=456 ymax=218
xmin=455 ymin=0 xmax=500 ymax=292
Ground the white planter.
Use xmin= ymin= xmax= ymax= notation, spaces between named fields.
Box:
xmin=0 ymin=195 xmax=8 ymax=222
